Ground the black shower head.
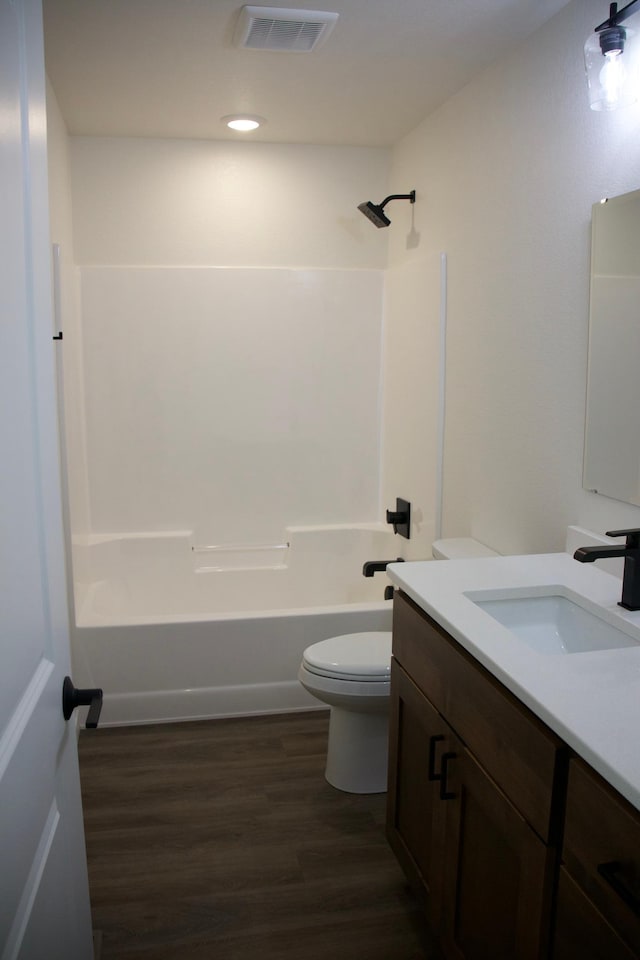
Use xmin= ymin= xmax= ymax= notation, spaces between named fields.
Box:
xmin=357 ymin=190 xmax=416 ymax=228
xmin=357 ymin=201 xmax=391 ymax=228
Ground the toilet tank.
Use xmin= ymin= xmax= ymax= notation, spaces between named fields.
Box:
xmin=432 ymin=537 xmax=499 ymax=560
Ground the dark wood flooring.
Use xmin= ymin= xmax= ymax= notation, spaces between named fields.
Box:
xmin=79 ymin=711 xmax=442 ymax=960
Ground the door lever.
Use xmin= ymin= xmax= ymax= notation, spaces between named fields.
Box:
xmin=62 ymin=676 xmax=103 ymax=729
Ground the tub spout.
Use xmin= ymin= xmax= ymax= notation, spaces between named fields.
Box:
xmin=362 ymin=558 xmax=404 ymax=577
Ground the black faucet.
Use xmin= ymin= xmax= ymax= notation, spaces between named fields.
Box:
xmin=573 ymin=528 xmax=640 ymax=610
xmin=362 ymin=557 xmax=404 ymax=577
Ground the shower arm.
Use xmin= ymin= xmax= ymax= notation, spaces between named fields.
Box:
xmin=378 ymin=191 xmax=416 ymax=211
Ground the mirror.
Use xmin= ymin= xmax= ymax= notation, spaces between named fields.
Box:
xmin=583 ymin=188 xmax=640 ymax=505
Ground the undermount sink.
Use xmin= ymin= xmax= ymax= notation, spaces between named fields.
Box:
xmin=470 ymin=592 xmax=640 ymax=655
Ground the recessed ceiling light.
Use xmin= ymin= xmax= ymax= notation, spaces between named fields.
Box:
xmin=222 ymin=115 xmax=265 ymax=132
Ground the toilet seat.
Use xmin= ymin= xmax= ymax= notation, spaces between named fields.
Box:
xmin=302 ymin=631 xmax=391 ymax=682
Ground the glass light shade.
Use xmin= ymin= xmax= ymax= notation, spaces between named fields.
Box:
xmin=584 ymin=26 xmax=639 ymax=111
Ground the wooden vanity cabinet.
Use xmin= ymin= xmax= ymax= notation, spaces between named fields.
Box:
xmin=387 ymin=591 xmax=566 ymax=960
xmin=552 ymin=758 xmax=640 ymax=960
xmin=387 ymin=663 xmax=449 ymax=931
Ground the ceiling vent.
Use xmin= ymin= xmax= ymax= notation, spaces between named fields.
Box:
xmin=234 ymin=6 xmax=339 ymax=53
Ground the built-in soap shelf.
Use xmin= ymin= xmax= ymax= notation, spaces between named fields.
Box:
xmin=191 ymin=541 xmax=290 ymax=573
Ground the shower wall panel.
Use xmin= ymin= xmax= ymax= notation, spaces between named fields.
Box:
xmin=381 ymin=254 xmax=443 ymax=559
xmin=79 ymin=266 xmax=384 ymax=544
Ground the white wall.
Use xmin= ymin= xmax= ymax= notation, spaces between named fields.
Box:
xmin=70 ymin=137 xmax=390 ymax=268
xmin=65 ymin=138 xmax=392 ymax=543
xmin=388 ymin=0 xmax=640 ymax=555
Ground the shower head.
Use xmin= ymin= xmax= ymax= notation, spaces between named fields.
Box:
xmin=357 ymin=190 xmax=416 ymax=228
xmin=358 ymin=201 xmax=391 ymax=228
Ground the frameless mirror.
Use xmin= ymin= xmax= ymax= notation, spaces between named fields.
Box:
xmin=583 ymin=188 xmax=640 ymax=505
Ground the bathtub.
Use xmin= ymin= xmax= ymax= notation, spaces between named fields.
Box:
xmin=70 ymin=524 xmax=397 ymax=726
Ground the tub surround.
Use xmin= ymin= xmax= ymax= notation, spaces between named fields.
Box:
xmin=77 ymin=265 xmax=384 ymax=544
xmin=387 ymin=552 xmax=640 ymax=811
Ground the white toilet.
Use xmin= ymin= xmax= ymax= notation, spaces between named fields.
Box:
xmin=299 ymin=631 xmax=391 ymax=794
xmin=298 ymin=537 xmax=498 ymax=795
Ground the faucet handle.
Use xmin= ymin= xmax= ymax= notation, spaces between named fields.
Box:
xmin=605 ymin=528 xmax=640 ymax=547
xmin=385 ymin=497 xmax=411 ymax=539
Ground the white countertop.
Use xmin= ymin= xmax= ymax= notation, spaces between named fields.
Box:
xmin=387 ymin=553 xmax=640 ymax=812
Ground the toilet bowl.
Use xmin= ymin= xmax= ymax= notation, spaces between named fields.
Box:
xmin=298 ymin=632 xmax=391 ymax=794
xmin=299 ymin=538 xmax=499 ymax=795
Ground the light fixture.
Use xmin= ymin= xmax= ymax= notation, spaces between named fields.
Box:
xmin=585 ymin=1 xmax=640 ymax=110
xmin=222 ymin=115 xmax=265 ymax=132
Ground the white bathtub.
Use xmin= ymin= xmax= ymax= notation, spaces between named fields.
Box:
xmin=70 ymin=524 xmax=397 ymax=726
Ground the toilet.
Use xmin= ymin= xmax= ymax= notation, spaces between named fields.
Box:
xmin=299 ymin=631 xmax=391 ymax=794
xmin=298 ymin=537 xmax=498 ymax=794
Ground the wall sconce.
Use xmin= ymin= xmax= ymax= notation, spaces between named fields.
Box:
xmin=585 ymin=1 xmax=640 ymax=110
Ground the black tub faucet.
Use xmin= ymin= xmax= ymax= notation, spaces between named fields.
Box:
xmin=362 ymin=558 xmax=404 ymax=577
xmin=574 ymin=528 xmax=640 ymax=610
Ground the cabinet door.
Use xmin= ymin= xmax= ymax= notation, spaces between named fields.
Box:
xmin=562 ymin=759 xmax=640 ymax=956
xmin=392 ymin=591 xmax=562 ymax=843
xmin=553 ymin=868 xmax=637 ymax=960
xmin=441 ymin=746 xmax=552 ymax=960
xmin=387 ymin=662 xmax=451 ymax=932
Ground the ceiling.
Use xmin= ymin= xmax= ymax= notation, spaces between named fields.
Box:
xmin=43 ymin=0 xmax=571 ymax=147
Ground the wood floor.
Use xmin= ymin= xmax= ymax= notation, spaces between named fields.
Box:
xmin=79 ymin=711 xmax=442 ymax=960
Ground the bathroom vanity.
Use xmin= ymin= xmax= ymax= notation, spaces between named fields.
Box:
xmin=386 ymin=555 xmax=640 ymax=960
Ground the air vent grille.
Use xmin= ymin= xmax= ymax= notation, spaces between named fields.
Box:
xmin=235 ymin=6 xmax=338 ymax=53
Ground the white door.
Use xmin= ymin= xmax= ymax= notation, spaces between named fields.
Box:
xmin=0 ymin=0 xmax=94 ymax=957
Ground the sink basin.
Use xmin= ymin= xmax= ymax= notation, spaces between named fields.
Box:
xmin=471 ymin=593 xmax=639 ymax=655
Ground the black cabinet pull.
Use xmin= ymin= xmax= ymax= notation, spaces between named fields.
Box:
xmin=428 ymin=735 xmax=445 ymax=781
xmin=597 ymin=861 xmax=640 ymax=917
xmin=428 ymin=736 xmax=456 ymax=799
xmin=439 ymin=751 xmax=457 ymax=800
xmin=62 ymin=676 xmax=103 ymax=729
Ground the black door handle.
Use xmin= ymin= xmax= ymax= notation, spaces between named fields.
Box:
xmin=62 ymin=676 xmax=103 ymax=729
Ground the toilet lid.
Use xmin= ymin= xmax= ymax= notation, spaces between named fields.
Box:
xmin=302 ymin=631 xmax=392 ymax=681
